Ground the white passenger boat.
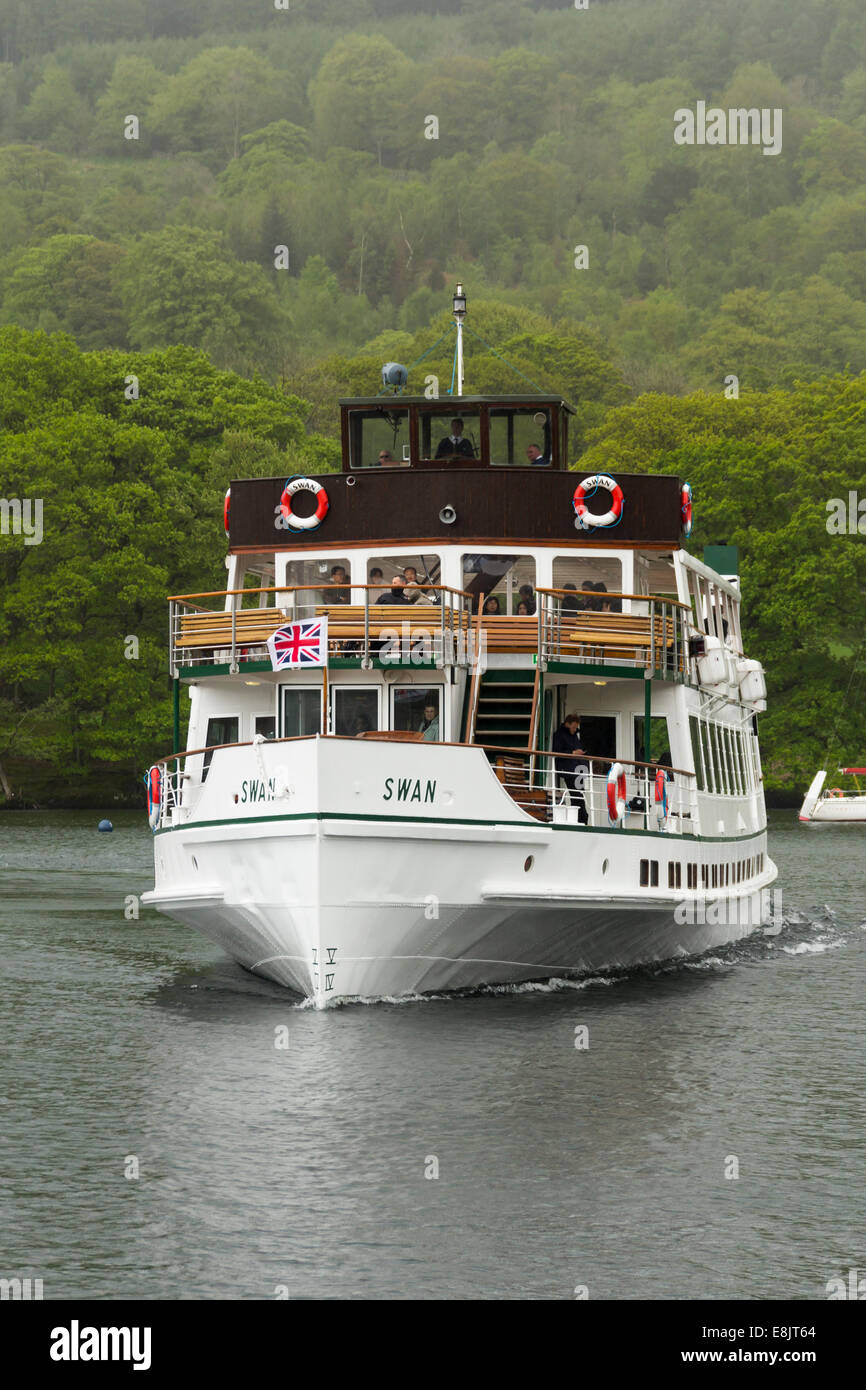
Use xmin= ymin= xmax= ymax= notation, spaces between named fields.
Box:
xmin=142 ymin=291 xmax=777 ymax=1006
xmin=799 ymin=769 xmax=866 ymax=823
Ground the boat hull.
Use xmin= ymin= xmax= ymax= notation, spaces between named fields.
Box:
xmin=142 ymin=735 xmax=775 ymax=1005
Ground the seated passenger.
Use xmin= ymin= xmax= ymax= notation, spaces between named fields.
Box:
xmin=435 ymin=418 xmax=475 ymax=459
xmin=418 ymin=704 xmax=440 ymax=741
xmin=525 ymin=443 xmax=549 ymax=466
xmin=324 ymin=565 xmax=350 ymax=605
xmin=483 ymin=596 xmax=501 ymax=615
xmin=367 ymin=566 xmax=388 ymax=602
xmin=581 ymin=578 xmax=601 ymax=612
xmin=561 ymin=583 xmax=580 ymax=614
xmin=518 ymin=583 xmax=536 ymax=616
xmin=403 ymin=565 xmax=436 ymax=604
xmin=378 ymin=451 xmax=399 ymax=467
xmin=516 ymin=601 xmax=531 ymax=615
xmin=595 ymin=582 xmax=622 ymax=614
xmin=376 ymin=576 xmax=413 ymax=605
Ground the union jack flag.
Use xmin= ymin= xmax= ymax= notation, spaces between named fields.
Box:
xmin=267 ymin=618 xmax=328 ymax=670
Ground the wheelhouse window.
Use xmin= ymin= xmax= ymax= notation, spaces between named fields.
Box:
xmin=392 ymin=686 xmax=442 ymax=740
xmin=552 ymin=557 xmax=623 ymax=613
xmin=347 ymin=407 xmax=411 ymax=469
xmin=281 ymin=688 xmax=322 ymax=739
xmin=332 ymin=687 xmax=380 ymax=737
xmin=462 ymin=553 xmax=537 ymax=614
xmin=488 ymin=405 xmax=553 ymax=467
xmin=419 ymin=408 xmax=480 ymax=462
xmin=285 ymin=558 xmax=352 ymax=616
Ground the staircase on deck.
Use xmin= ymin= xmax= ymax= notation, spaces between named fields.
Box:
xmin=473 ymin=669 xmax=536 ymax=752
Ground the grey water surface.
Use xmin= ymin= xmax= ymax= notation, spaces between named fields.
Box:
xmin=1 ymin=808 xmax=864 ymax=1300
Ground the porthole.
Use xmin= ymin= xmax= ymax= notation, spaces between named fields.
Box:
xmin=524 ymin=856 xmax=534 ymax=872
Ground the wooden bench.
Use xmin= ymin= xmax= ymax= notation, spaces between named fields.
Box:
xmin=356 ymin=730 xmax=426 ymax=742
xmin=176 ymin=608 xmax=287 ymax=649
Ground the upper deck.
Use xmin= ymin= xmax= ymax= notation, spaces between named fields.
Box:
xmin=226 ymin=394 xmax=686 ymax=553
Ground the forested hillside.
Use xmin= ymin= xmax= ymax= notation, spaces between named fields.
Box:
xmin=1 ymin=0 xmax=865 ymax=801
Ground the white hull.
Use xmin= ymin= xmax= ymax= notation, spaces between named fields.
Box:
xmin=800 ymin=800 xmax=866 ymax=823
xmin=143 ymin=738 xmax=775 ymax=1006
xmin=798 ymin=769 xmax=866 ymax=822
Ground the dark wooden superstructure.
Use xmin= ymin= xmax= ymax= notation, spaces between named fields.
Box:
xmin=228 ymin=394 xmax=685 ymax=553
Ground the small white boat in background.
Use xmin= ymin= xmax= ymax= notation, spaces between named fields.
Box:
xmin=799 ymin=769 xmax=866 ymax=823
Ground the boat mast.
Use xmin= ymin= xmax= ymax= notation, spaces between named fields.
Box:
xmin=453 ymin=283 xmax=467 ymax=396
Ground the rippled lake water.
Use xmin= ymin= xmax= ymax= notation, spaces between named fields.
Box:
xmin=1 ymin=808 xmax=863 ymax=1299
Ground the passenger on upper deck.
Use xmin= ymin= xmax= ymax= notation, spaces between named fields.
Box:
xmin=518 ymin=583 xmax=536 ymax=615
xmin=367 ymin=566 xmax=387 ymax=601
xmin=435 ymin=418 xmax=475 ymax=460
xmin=324 ymin=565 xmax=350 ymax=604
xmin=376 ymin=577 xmax=413 ymax=605
xmin=378 ymin=450 xmax=400 ymax=467
xmin=483 ymin=596 xmax=501 ymax=615
xmin=403 ymin=565 xmax=436 ymax=604
xmin=561 ymin=583 xmax=580 ymax=614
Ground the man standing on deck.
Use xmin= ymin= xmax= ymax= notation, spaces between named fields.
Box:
xmin=553 ymin=714 xmax=588 ymax=823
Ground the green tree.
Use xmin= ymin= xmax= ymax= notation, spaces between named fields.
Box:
xmin=115 ymin=226 xmax=281 ymax=373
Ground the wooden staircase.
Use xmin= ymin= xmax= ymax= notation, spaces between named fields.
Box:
xmin=473 ymin=669 xmax=536 ymax=751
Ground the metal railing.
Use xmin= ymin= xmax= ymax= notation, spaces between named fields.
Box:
xmin=536 ymin=588 xmax=693 ymax=679
xmin=145 ymin=734 xmax=695 ymax=834
xmin=168 ymin=584 xmax=478 ymax=673
xmin=479 ymin=742 xmax=695 ymax=832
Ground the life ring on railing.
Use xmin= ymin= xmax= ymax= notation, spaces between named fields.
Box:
xmin=827 ymin=788 xmax=844 ymax=798
xmin=145 ymin=765 xmax=161 ymax=831
xmin=223 ymin=487 xmax=231 ymax=539
xmin=681 ymin=482 xmax=693 ymax=538
xmin=654 ymin=767 xmax=668 ymax=817
xmin=279 ymin=475 xmax=329 ymax=532
xmin=607 ymin=762 xmax=627 ymax=825
xmin=573 ymin=473 xmax=624 ymax=531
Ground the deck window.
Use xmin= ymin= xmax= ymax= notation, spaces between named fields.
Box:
xmin=332 ymin=686 xmax=380 ymax=738
xmin=281 ymin=687 xmax=322 ymax=739
xmin=689 ymin=716 xmax=706 ymax=791
xmin=255 ymin=715 xmax=276 ymax=741
xmin=367 ymin=554 xmax=442 ymax=606
xmin=285 ymin=558 xmax=353 ymax=616
xmin=392 ymin=686 xmax=442 ymax=740
xmin=462 ymin=553 xmax=536 ymax=614
xmin=552 ymin=556 xmax=623 ymax=612
xmin=202 ymin=715 xmax=239 ymax=782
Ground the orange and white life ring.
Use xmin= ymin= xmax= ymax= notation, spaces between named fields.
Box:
xmin=223 ymin=487 xmax=231 ymax=539
xmin=827 ymin=788 xmax=844 ymax=798
xmin=607 ymin=762 xmax=627 ymax=825
xmin=573 ymin=473 xmax=624 ymax=531
xmin=146 ymin=765 xmax=161 ymax=831
xmin=681 ymin=482 xmax=693 ymax=538
xmin=280 ymin=476 xmax=329 ymax=532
